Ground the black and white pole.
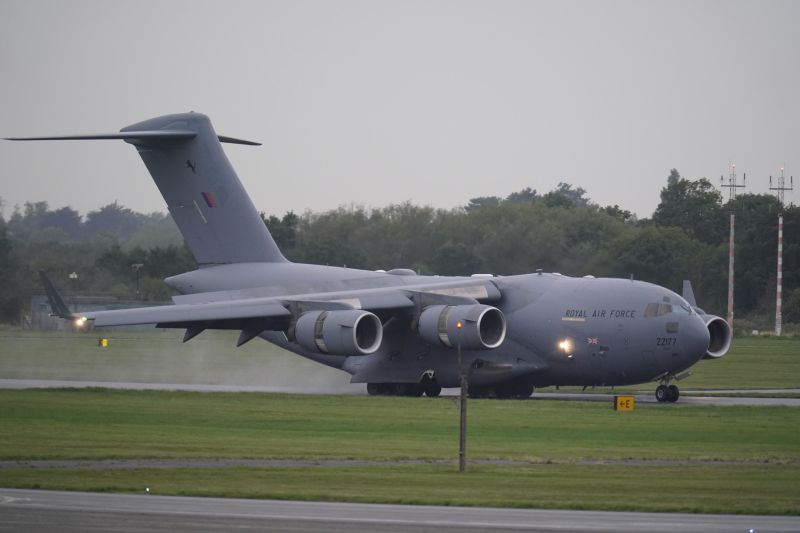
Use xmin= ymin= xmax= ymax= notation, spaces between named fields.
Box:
xmin=770 ymin=165 xmax=793 ymax=336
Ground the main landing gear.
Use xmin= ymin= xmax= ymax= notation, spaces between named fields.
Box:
xmin=470 ymin=382 xmax=534 ymax=399
xmin=655 ymin=383 xmax=680 ymax=403
xmin=367 ymin=383 xmax=442 ymax=397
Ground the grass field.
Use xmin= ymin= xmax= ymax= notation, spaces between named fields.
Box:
xmin=0 ymin=388 xmax=798 ymax=514
xmin=0 ymin=330 xmax=798 ymax=514
xmin=4 ymin=464 xmax=797 ymax=515
xmin=685 ymin=336 xmax=800 ymax=390
xmin=1 ymin=329 xmax=798 ymax=391
xmin=2 ymin=389 xmax=799 ymax=461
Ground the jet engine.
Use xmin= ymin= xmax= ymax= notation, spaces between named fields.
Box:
xmin=295 ymin=310 xmax=383 ymax=356
xmin=418 ymin=304 xmax=506 ymax=350
xmin=701 ymin=314 xmax=732 ymax=359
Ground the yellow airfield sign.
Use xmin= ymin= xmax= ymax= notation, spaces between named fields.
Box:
xmin=614 ymin=395 xmax=635 ymax=411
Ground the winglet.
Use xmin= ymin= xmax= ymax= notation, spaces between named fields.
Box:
xmin=39 ymin=271 xmax=74 ymax=319
xmin=681 ymin=280 xmax=698 ymax=307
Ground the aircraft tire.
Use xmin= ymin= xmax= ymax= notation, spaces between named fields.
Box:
xmin=394 ymin=383 xmax=423 ymax=397
xmin=668 ymin=385 xmax=680 ymax=403
xmin=655 ymin=385 xmax=669 ymax=402
xmin=468 ymin=386 xmax=491 ymax=399
xmin=370 ymin=383 xmax=394 ymax=396
xmin=494 ymin=386 xmax=514 ymax=399
xmin=424 ymin=385 xmax=442 ymax=397
xmin=516 ymin=383 xmax=534 ymax=399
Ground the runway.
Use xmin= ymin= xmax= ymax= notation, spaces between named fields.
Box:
xmin=1 ymin=378 xmax=799 ymax=406
xmin=1 ymin=488 xmax=798 ymax=533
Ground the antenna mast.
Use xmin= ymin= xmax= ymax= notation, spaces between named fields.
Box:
xmin=769 ymin=165 xmax=794 ymax=336
xmin=720 ymin=163 xmax=746 ymax=328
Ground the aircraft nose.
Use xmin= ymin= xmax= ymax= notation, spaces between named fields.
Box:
xmin=685 ymin=315 xmax=711 ymax=361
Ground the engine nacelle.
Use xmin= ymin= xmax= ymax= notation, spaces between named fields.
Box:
xmin=295 ymin=310 xmax=383 ymax=356
xmin=418 ymin=304 xmax=506 ymax=351
xmin=701 ymin=314 xmax=732 ymax=359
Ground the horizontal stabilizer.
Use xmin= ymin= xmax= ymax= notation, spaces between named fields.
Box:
xmin=4 ymin=132 xmax=260 ymax=145
xmin=6 ymin=112 xmax=274 ymax=265
xmin=217 ymin=135 xmax=261 ymax=146
xmin=4 ymin=131 xmax=196 ymax=142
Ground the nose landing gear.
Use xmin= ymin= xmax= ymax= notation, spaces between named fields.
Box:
xmin=655 ymin=383 xmax=680 ymax=403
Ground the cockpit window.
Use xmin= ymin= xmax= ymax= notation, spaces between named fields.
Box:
xmin=644 ymin=302 xmax=692 ymax=317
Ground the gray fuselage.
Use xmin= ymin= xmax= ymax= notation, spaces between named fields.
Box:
xmin=166 ymin=263 xmax=711 ymax=389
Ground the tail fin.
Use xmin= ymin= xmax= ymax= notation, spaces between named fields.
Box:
xmin=8 ymin=112 xmax=286 ymax=266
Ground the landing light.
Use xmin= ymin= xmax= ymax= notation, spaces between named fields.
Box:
xmin=557 ymin=338 xmax=573 ymax=354
xmin=74 ymin=316 xmax=88 ymax=328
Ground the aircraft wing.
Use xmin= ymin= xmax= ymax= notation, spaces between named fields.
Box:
xmin=43 ymin=273 xmax=500 ymax=332
xmin=83 ymin=299 xmax=292 ymax=327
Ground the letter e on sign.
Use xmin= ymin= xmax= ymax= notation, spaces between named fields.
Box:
xmin=614 ymin=395 xmax=635 ymax=412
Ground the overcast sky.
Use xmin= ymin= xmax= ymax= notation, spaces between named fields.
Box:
xmin=1 ymin=0 xmax=797 ymax=220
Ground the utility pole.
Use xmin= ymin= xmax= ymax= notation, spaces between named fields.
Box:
xmin=456 ymin=320 xmax=467 ymax=473
xmin=131 ymin=263 xmax=144 ymax=298
xmin=769 ymin=165 xmax=793 ymax=336
xmin=720 ymin=163 xmax=746 ymax=328
xmin=68 ymin=271 xmax=79 ymax=313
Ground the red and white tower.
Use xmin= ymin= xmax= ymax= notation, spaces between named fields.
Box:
xmin=770 ymin=165 xmax=793 ymax=336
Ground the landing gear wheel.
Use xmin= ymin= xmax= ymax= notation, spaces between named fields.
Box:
xmin=424 ymin=385 xmax=442 ymax=397
xmin=494 ymin=386 xmax=514 ymax=399
xmin=655 ymin=384 xmax=669 ymax=403
xmin=367 ymin=383 xmax=380 ymax=396
xmin=516 ymin=383 xmax=534 ymax=399
xmin=468 ymin=386 xmax=491 ymax=399
xmin=667 ymin=385 xmax=679 ymax=403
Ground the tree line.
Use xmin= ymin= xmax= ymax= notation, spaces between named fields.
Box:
xmin=0 ymin=170 xmax=798 ymax=328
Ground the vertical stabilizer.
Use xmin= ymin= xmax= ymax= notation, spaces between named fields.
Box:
xmin=121 ymin=113 xmax=285 ymax=265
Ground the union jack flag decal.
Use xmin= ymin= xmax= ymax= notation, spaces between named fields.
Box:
xmin=201 ymin=192 xmax=218 ymax=208
xmin=587 ymin=337 xmax=599 ymax=345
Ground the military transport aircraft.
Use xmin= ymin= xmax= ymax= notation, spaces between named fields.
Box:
xmin=7 ymin=112 xmax=732 ymax=402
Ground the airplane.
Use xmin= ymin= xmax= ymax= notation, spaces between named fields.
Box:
xmin=6 ymin=112 xmax=732 ymax=402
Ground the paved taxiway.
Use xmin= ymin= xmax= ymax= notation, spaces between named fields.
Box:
xmin=2 ymin=488 xmax=798 ymax=533
xmin=1 ymin=379 xmax=798 ymax=406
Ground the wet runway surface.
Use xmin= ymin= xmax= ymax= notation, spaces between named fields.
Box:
xmin=2 ymin=378 xmax=799 ymax=406
xmin=2 ymin=488 xmax=798 ymax=533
